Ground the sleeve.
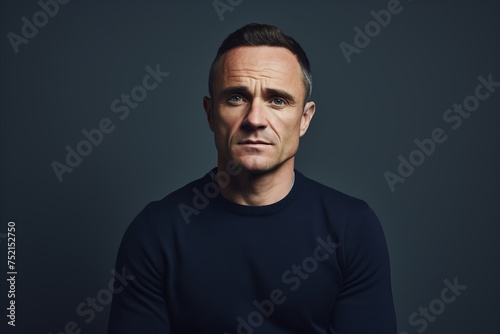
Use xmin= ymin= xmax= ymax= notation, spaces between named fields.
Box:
xmin=329 ymin=203 xmax=397 ymax=334
xmin=107 ymin=205 xmax=171 ymax=334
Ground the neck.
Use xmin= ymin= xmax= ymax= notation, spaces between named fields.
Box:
xmin=216 ymin=158 xmax=295 ymax=206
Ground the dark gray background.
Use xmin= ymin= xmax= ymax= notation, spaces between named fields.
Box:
xmin=1 ymin=0 xmax=499 ymax=333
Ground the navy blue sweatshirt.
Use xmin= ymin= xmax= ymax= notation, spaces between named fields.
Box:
xmin=108 ymin=168 xmax=397 ymax=333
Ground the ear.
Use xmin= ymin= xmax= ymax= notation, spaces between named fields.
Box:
xmin=203 ymin=96 xmax=214 ymax=132
xmin=299 ymin=101 xmax=316 ymax=137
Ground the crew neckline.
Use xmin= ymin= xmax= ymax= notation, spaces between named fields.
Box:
xmin=207 ymin=167 xmax=302 ymax=217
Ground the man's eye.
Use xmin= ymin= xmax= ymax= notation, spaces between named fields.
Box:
xmin=228 ymin=96 xmax=243 ymax=103
xmin=271 ymin=98 xmax=286 ymax=106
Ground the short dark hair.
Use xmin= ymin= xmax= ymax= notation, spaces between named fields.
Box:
xmin=208 ymin=23 xmax=313 ymax=102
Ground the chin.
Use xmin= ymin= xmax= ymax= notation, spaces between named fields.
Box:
xmin=233 ymin=156 xmax=282 ymax=175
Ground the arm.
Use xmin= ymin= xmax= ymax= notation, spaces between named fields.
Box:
xmin=108 ymin=205 xmax=171 ymax=333
xmin=330 ymin=203 xmax=397 ymax=334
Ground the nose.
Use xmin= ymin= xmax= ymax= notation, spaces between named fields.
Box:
xmin=242 ymin=100 xmax=268 ymax=130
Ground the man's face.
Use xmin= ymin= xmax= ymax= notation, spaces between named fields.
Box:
xmin=204 ymin=46 xmax=315 ymax=174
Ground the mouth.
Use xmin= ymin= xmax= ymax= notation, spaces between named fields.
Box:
xmin=238 ymin=140 xmax=272 ymax=145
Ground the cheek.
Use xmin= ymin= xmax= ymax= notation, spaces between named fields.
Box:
xmin=279 ymin=120 xmax=302 ymax=152
xmin=213 ymin=113 xmax=239 ymax=141
xmin=280 ymin=117 xmax=302 ymax=140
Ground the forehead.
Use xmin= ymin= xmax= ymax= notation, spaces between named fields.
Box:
xmin=216 ymin=46 xmax=304 ymax=93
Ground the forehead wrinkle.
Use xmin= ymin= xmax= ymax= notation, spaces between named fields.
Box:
xmin=223 ymin=77 xmax=289 ymax=95
xmin=224 ymin=66 xmax=294 ymax=88
xmin=225 ymin=66 xmax=291 ymax=79
xmin=224 ymin=55 xmax=298 ymax=77
xmin=225 ymin=75 xmax=287 ymax=86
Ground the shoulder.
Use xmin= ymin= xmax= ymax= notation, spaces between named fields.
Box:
xmin=127 ymin=169 xmax=214 ymax=232
xmin=294 ymin=171 xmax=387 ymax=271
xmin=295 ymin=170 xmax=371 ymax=217
xmin=295 ymin=170 xmax=383 ymax=246
xmin=150 ymin=168 xmax=215 ymax=213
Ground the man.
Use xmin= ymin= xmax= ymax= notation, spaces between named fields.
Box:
xmin=108 ymin=23 xmax=397 ymax=333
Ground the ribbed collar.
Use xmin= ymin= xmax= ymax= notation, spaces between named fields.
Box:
xmin=207 ymin=167 xmax=302 ymax=217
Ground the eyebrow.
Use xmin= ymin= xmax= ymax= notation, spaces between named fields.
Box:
xmin=218 ymin=85 xmax=297 ymax=105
